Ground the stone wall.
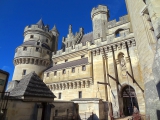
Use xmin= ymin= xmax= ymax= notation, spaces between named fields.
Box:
xmin=125 ymin=0 xmax=160 ymax=119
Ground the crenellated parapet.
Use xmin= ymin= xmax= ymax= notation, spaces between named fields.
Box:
xmin=91 ymin=5 xmax=109 ymax=19
xmin=53 ymin=43 xmax=88 ymax=58
xmin=24 ymin=25 xmax=52 ymax=36
xmin=108 ymin=15 xmax=129 ymax=28
xmin=90 ymin=37 xmax=136 ymax=57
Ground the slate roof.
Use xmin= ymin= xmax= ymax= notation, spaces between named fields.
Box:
xmin=71 ymin=98 xmax=102 ymax=101
xmin=21 ymin=40 xmax=51 ymax=50
xmin=9 ymin=72 xmax=56 ymax=99
xmin=21 ymin=40 xmax=36 ymax=46
xmin=81 ymin=32 xmax=93 ymax=45
xmin=36 ymin=19 xmax=44 ymax=27
xmin=45 ymin=57 xmax=88 ymax=72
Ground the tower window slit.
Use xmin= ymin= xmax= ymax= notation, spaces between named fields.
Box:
xmin=22 ymin=70 xmax=26 ymax=75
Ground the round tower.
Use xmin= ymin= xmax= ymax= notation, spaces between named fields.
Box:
xmin=91 ymin=5 xmax=109 ymax=41
xmin=12 ymin=19 xmax=59 ymax=80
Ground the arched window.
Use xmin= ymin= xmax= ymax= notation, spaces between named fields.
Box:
xmin=115 ymin=29 xmax=124 ymax=37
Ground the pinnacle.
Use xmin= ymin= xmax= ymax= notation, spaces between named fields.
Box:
xmin=36 ymin=18 xmax=44 ymax=27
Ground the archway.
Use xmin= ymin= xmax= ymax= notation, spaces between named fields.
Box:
xmin=121 ymin=85 xmax=139 ymax=116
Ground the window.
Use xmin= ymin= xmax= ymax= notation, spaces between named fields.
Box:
xmin=67 ymin=109 xmax=69 ymax=115
xmin=55 ymin=62 xmax=57 ymax=65
xmin=72 ymin=67 xmax=75 ymax=73
xmin=62 ymin=69 xmax=66 ymax=74
xmin=46 ymin=39 xmax=48 ymax=43
xmin=116 ymin=33 xmax=120 ymax=37
xmin=79 ymin=91 xmax=82 ymax=98
xmin=54 ymin=71 xmax=57 ymax=76
xmin=36 ymin=47 xmax=39 ymax=52
xmin=82 ymin=65 xmax=86 ymax=71
xmin=47 ymin=51 xmax=50 ymax=54
xmin=32 ymin=59 xmax=34 ymax=64
xmin=37 ymin=42 xmax=40 ymax=45
xmin=98 ymin=33 xmax=100 ymax=37
xmin=58 ymin=93 xmax=61 ymax=99
xmin=65 ymin=59 xmax=68 ymax=62
xmin=47 ymin=73 xmax=49 ymax=77
xmin=35 ymin=59 xmax=38 ymax=65
xmin=30 ymin=35 xmax=34 ymax=38
xmin=55 ymin=110 xmax=58 ymax=116
xmin=23 ymin=47 xmax=27 ymax=51
xmin=22 ymin=70 xmax=26 ymax=75
xmin=115 ymin=29 xmax=124 ymax=38
xmin=81 ymin=55 xmax=85 ymax=58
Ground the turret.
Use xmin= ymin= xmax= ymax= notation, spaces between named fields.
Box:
xmin=12 ymin=19 xmax=58 ymax=80
xmin=91 ymin=5 xmax=109 ymax=41
xmin=50 ymin=25 xmax=59 ymax=53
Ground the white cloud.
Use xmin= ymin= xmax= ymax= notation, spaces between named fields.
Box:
xmin=1 ymin=66 xmax=10 ymax=71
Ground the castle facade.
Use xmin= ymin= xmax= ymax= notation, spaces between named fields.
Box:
xmin=11 ymin=0 xmax=160 ymax=119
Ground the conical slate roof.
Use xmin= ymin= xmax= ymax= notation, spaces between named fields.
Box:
xmin=36 ymin=19 xmax=44 ymax=27
xmin=9 ymin=72 xmax=56 ymax=99
xmin=51 ymin=25 xmax=59 ymax=34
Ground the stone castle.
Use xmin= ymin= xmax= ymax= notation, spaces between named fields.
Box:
xmin=9 ymin=0 xmax=160 ymax=120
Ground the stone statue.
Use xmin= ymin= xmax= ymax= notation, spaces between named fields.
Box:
xmin=120 ymin=55 xmax=127 ymax=75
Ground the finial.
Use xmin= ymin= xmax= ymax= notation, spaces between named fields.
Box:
xmin=52 ymin=25 xmax=57 ymax=30
xmin=69 ymin=25 xmax=72 ymax=34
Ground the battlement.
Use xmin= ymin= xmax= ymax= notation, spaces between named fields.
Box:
xmin=108 ymin=15 xmax=129 ymax=28
xmin=24 ymin=24 xmax=50 ymax=33
xmin=53 ymin=43 xmax=88 ymax=58
xmin=91 ymin=5 xmax=108 ymax=18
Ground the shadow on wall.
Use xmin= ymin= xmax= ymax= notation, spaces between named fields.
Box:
xmin=77 ymin=113 xmax=99 ymax=120
xmin=156 ymin=82 xmax=160 ymax=120
xmin=87 ymin=114 xmax=99 ymax=120
xmin=156 ymin=81 xmax=160 ymax=99
xmin=157 ymin=110 xmax=160 ymax=120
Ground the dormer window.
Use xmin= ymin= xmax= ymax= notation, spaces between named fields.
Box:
xmin=30 ymin=35 xmax=34 ymax=38
xmin=65 ymin=59 xmax=68 ymax=62
xmin=47 ymin=73 xmax=49 ymax=77
xmin=62 ymin=69 xmax=66 ymax=74
xmin=82 ymin=65 xmax=86 ymax=71
xmin=23 ymin=47 xmax=27 ymax=51
xmin=72 ymin=67 xmax=75 ymax=73
xmin=54 ymin=71 xmax=57 ymax=76
xmin=81 ymin=55 xmax=85 ymax=58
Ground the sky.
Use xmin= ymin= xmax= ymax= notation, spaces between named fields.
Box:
xmin=0 ymin=0 xmax=127 ymax=82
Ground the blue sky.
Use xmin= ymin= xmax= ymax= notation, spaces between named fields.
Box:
xmin=0 ymin=0 xmax=127 ymax=82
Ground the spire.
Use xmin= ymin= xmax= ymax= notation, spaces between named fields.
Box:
xmin=52 ymin=25 xmax=57 ymax=31
xmin=36 ymin=19 xmax=44 ymax=27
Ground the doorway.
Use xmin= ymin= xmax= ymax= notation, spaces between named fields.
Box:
xmin=122 ymin=85 xmax=139 ymax=116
